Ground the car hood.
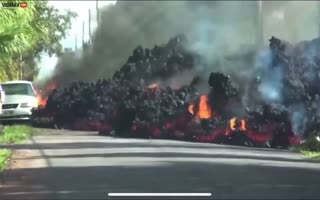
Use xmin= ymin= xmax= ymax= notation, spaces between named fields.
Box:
xmin=3 ymin=95 xmax=37 ymax=104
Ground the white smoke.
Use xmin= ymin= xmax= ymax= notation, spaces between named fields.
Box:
xmin=35 ymin=53 xmax=58 ymax=82
xmin=288 ymin=104 xmax=307 ymax=136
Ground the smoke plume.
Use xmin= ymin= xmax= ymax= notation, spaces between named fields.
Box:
xmin=45 ymin=1 xmax=260 ymax=86
xmin=39 ymin=1 xmax=319 ymax=103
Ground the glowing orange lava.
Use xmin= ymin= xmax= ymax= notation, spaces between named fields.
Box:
xmin=198 ymin=95 xmax=211 ymax=119
xmin=147 ymin=83 xmax=159 ymax=89
xmin=188 ymin=104 xmax=194 ymax=115
xmin=229 ymin=117 xmax=246 ymax=130
xmin=37 ymin=95 xmax=48 ymax=107
xmin=35 ymin=80 xmax=57 ymax=107
xmin=188 ymin=95 xmax=211 ymax=119
xmin=240 ymin=119 xmax=246 ymax=130
xmin=230 ymin=117 xmax=236 ymax=130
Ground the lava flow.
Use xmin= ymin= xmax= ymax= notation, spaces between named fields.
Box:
xmin=229 ymin=117 xmax=246 ymax=130
xmin=147 ymin=83 xmax=159 ymax=89
xmin=188 ymin=95 xmax=212 ymax=119
xmin=37 ymin=93 xmax=48 ymax=107
xmin=34 ymin=80 xmax=57 ymax=107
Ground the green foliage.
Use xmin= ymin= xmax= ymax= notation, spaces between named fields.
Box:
xmin=31 ymin=1 xmax=77 ymax=57
xmin=0 ymin=0 xmax=77 ymax=81
xmin=300 ymin=150 xmax=320 ymax=159
xmin=0 ymin=125 xmax=33 ymax=171
xmin=0 ymin=1 xmax=37 ymax=56
xmin=294 ymin=136 xmax=320 ymax=159
xmin=300 ymin=136 xmax=320 ymax=151
xmin=0 ymin=125 xmax=33 ymax=144
xmin=0 ymin=149 xmax=11 ymax=171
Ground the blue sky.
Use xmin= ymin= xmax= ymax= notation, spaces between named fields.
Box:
xmin=37 ymin=1 xmax=116 ymax=81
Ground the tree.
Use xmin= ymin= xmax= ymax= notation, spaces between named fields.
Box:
xmin=28 ymin=1 xmax=77 ymax=58
xmin=0 ymin=0 xmax=37 ymax=80
xmin=22 ymin=1 xmax=77 ymax=80
xmin=0 ymin=0 xmax=77 ymax=81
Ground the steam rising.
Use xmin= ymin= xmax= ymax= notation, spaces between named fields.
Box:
xmin=289 ymin=104 xmax=307 ymax=136
xmin=255 ymin=48 xmax=283 ymax=103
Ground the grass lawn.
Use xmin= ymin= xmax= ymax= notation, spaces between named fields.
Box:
xmin=292 ymin=136 xmax=320 ymax=159
xmin=0 ymin=149 xmax=11 ymax=171
xmin=300 ymin=150 xmax=320 ymax=158
xmin=0 ymin=125 xmax=33 ymax=171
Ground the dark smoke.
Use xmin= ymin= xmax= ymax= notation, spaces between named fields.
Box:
xmin=46 ymin=1 xmax=262 ymax=88
xmin=37 ymin=1 xmax=319 ymax=90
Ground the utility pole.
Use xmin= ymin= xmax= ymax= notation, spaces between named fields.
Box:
xmin=75 ymin=34 xmax=78 ymax=51
xmin=256 ymin=0 xmax=263 ymax=49
xmin=88 ymin=9 xmax=91 ymax=45
xmin=318 ymin=1 xmax=320 ymax=37
xmin=96 ymin=0 xmax=99 ymax=24
xmin=82 ymin=19 xmax=85 ymax=48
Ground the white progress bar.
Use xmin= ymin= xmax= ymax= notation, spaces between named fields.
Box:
xmin=108 ymin=193 xmax=212 ymax=197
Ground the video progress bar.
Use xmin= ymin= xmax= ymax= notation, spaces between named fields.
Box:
xmin=108 ymin=193 xmax=212 ymax=197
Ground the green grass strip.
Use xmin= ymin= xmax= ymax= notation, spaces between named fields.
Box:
xmin=300 ymin=150 xmax=320 ymax=159
xmin=0 ymin=125 xmax=33 ymax=144
xmin=0 ymin=125 xmax=33 ymax=171
xmin=0 ymin=149 xmax=12 ymax=171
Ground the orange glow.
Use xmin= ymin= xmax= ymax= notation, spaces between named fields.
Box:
xmin=188 ymin=104 xmax=194 ymax=115
xmin=188 ymin=95 xmax=212 ymax=119
xmin=197 ymin=95 xmax=211 ymax=119
xmin=229 ymin=117 xmax=246 ymax=130
xmin=230 ymin=117 xmax=236 ymax=130
xmin=37 ymin=95 xmax=48 ymax=107
xmin=240 ymin=119 xmax=246 ymax=130
xmin=147 ymin=83 xmax=158 ymax=89
xmin=46 ymin=81 xmax=56 ymax=90
xmin=34 ymin=80 xmax=57 ymax=107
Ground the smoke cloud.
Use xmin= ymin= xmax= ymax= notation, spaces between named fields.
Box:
xmin=37 ymin=1 xmax=317 ymax=87
xmin=46 ymin=1 xmax=260 ymax=86
xmin=41 ymin=1 xmax=319 ymax=96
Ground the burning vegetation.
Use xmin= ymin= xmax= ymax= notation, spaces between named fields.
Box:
xmin=32 ymin=34 xmax=320 ymax=149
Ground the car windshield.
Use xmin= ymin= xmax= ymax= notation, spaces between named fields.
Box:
xmin=1 ymin=83 xmax=35 ymax=96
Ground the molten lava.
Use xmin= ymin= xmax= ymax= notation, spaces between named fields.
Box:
xmin=147 ymin=83 xmax=159 ymax=88
xmin=34 ymin=80 xmax=57 ymax=107
xmin=37 ymin=95 xmax=48 ymax=107
xmin=188 ymin=104 xmax=194 ymax=115
xmin=198 ymin=95 xmax=211 ymax=119
xmin=34 ymin=89 xmax=47 ymax=107
xmin=229 ymin=117 xmax=246 ymax=130
xmin=188 ymin=95 xmax=212 ymax=119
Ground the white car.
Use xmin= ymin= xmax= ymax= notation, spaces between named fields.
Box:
xmin=0 ymin=81 xmax=38 ymax=121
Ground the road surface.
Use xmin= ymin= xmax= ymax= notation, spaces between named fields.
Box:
xmin=0 ymin=128 xmax=320 ymax=200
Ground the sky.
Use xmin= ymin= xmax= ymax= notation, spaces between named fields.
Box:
xmin=37 ymin=1 xmax=116 ymax=81
xmin=48 ymin=0 xmax=116 ymax=49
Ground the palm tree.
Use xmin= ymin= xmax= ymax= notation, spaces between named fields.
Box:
xmin=0 ymin=0 xmax=37 ymax=80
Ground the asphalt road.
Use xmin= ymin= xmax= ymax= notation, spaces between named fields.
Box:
xmin=1 ymin=128 xmax=320 ymax=200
